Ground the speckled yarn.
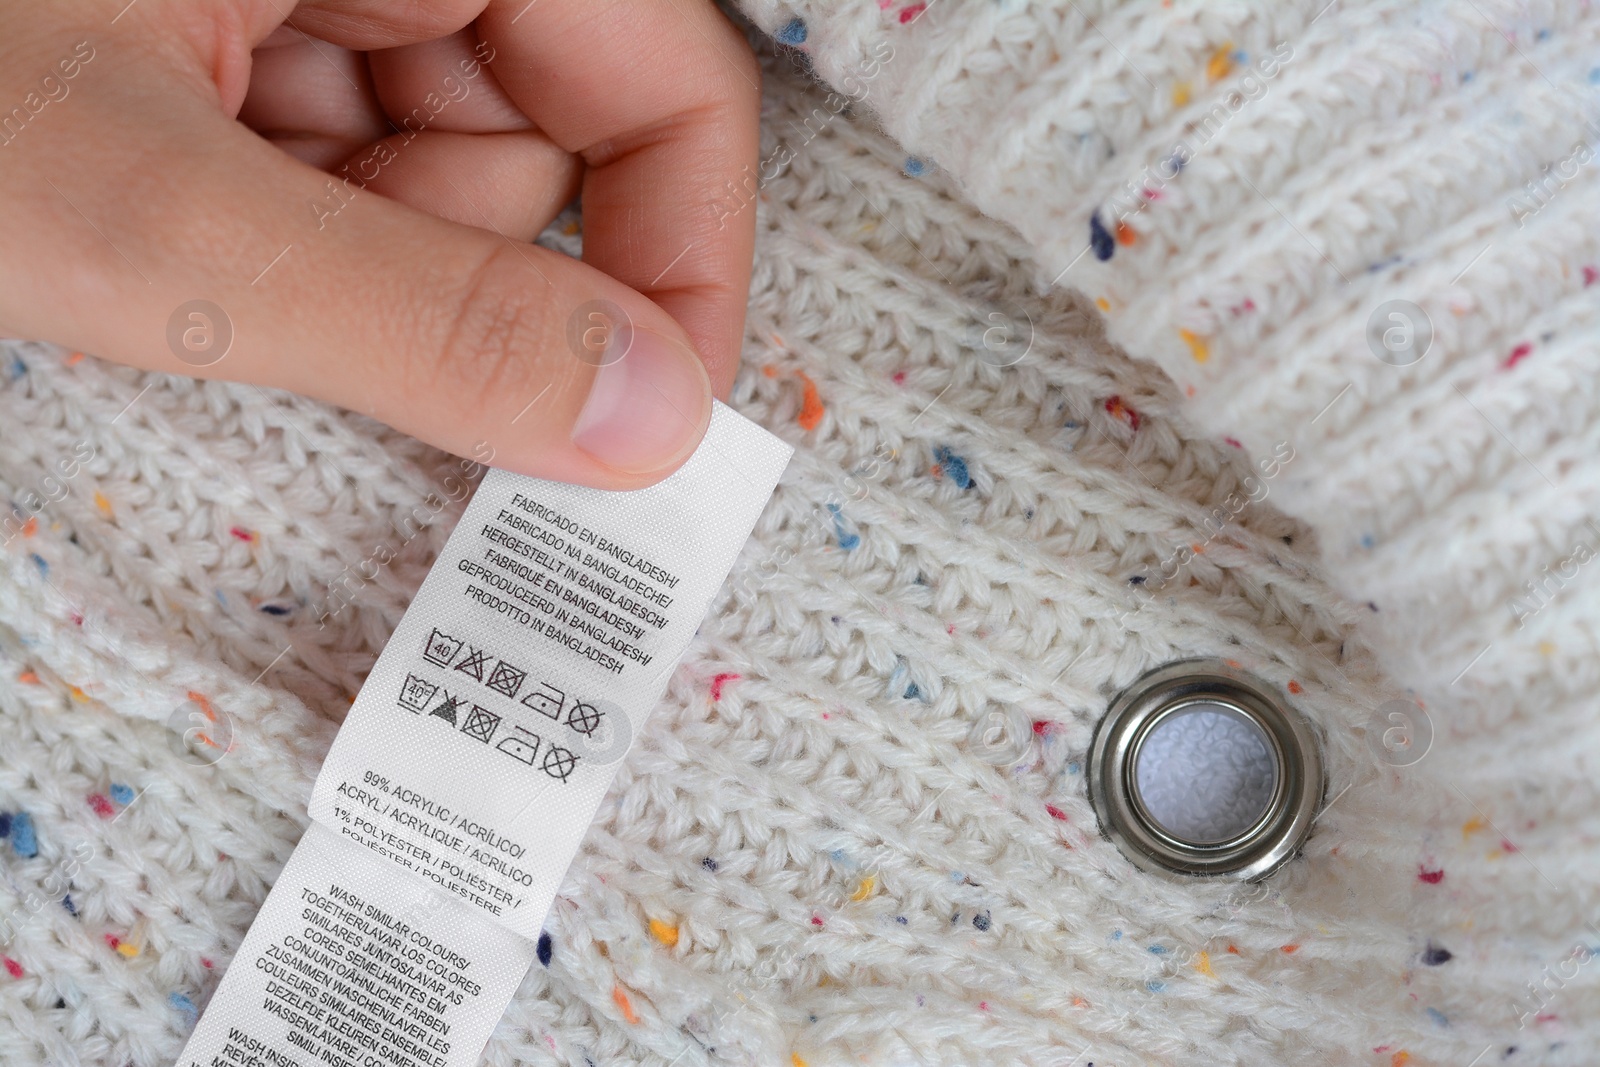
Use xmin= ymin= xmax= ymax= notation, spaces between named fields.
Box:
xmin=0 ymin=9 xmax=1595 ymax=1067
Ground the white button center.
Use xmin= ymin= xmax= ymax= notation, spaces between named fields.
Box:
xmin=1134 ymin=702 xmax=1278 ymax=845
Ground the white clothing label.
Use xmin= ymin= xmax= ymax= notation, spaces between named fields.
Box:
xmin=179 ymin=403 xmax=792 ymax=1067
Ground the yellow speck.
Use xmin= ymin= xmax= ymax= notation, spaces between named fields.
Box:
xmin=1463 ymin=816 xmax=1487 ymax=838
xmin=1206 ymin=43 xmax=1236 ymax=82
xmin=116 ymin=941 xmax=140 ymax=958
xmin=94 ymin=491 xmax=113 ymax=518
xmin=562 ymin=219 xmax=581 ymax=236
xmin=792 ymin=1056 xmax=808 ymax=1067
xmin=1391 ymin=1051 xmax=1410 ymax=1067
xmin=1172 ymin=82 xmax=1191 ymax=106
xmin=69 ymin=685 xmax=88 ymax=703
xmin=1096 ymin=297 xmax=1111 ymax=311
xmin=851 ymin=876 xmax=876 ymax=901
xmin=1194 ymin=950 xmax=1215 ymax=977
xmin=648 ymin=919 xmax=679 ymax=947
xmin=1179 ymin=328 xmax=1209 ymax=363
xmin=1539 ymin=641 xmax=1557 ymax=656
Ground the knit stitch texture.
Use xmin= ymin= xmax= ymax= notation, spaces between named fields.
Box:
xmin=1 ymin=6 xmax=1596 ymax=1066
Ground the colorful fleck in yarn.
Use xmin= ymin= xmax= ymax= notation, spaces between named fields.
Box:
xmin=827 ymin=504 xmax=860 ymax=549
xmin=1089 ymin=212 xmax=1115 ymax=261
xmin=1418 ymin=867 xmax=1445 ymax=884
xmin=932 ymin=446 xmax=971 ymax=489
xmin=536 ymin=931 xmax=552 ymax=967
xmin=648 ymin=919 xmax=680 ymax=947
xmin=776 ymin=17 xmax=807 ymax=45
xmin=709 ymin=672 xmax=741 ymax=701
xmin=11 ymin=813 xmax=36 ymax=858
xmin=87 ymin=794 xmax=114 ymax=819
xmin=903 ymin=156 xmax=929 ymax=177
xmin=108 ymin=783 xmax=134 ymax=806
xmin=3 ymin=958 xmax=21 ymax=979
xmin=169 ymin=992 xmax=198 ymax=1026
xmin=1421 ymin=942 xmax=1453 ymax=966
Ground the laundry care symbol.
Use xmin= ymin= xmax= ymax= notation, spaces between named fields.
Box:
xmin=461 ymin=705 xmax=501 ymax=744
xmin=394 ymin=672 xmax=572 ymax=780
xmin=399 ymin=674 xmax=439 ymax=714
xmin=423 ymin=629 xmax=464 ymax=668
xmin=425 ymin=628 xmax=529 ymax=702
xmin=492 ymin=726 xmax=577 ymax=781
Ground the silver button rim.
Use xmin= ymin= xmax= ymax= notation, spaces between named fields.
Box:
xmin=1087 ymin=659 xmax=1324 ymax=881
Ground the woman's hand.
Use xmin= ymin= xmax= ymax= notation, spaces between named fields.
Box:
xmin=0 ymin=0 xmax=760 ymax=487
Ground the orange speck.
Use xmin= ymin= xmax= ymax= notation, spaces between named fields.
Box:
xmin=20 ymin=517 xmax=36 ymax=538
xmin=763 ymin=364 xmax=780 ymax=378
xmin=1179 ymin=327 xmax=1209 ymax=363
xmin=69 ymin=685 xmax=88 ymax=703
xmin=93 ymin=491 xmax=113 ymax=518
xmin=648 ymin=918 xmax=679 ymax=947
xmin=1071 ymin=996 xmax=1088 ymax=1008
xmin=612 ymin=984 xmax=641 ymax=1024
xmin=562 ymin=219 xmax=581 ymax=236
xmin=1226 ymin=944 xmax=1239 ymax=954
xmin=1114 ymin=220 xmax=1136 ymax=246
xmin=1391 ymin=1053 xmax=1410 ymax=1067
xmin=1096 ymin=297 xmax=1111 ymax=311
xmin=1194 ymin=951 xmax=1215 ymax=977
xmin=18 ymin=671 xmax=38 ymax=685
xmin=1172 ymin=82 xmax=1191 ymax=106
xmin=1287 ymin=680 xmax=1303 ymax=694
xmin=1280 ymin=943 xmax=1298 ymax=954
xmin=1185 ymin=384 xmax=1196 ymax=397
xmin=792 ymin=1056 xmax=808 ymax=1067
xmin=66 ymin=352 xmax=84 ymax=366
xmin=795 ymin=371 xmax=825 ymax=430
xmin=1462 ymin=817 xmax=1487 ymax=838
xmin=187 ymin=691 xmax=217 ymax=722
xmin=1225 ymin=659 xmax=1242 ymax=669
xmin=1206 ymin=43 xmax=1236 ymax=81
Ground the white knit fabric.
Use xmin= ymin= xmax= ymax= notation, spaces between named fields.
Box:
xmin=1 ymin=6 xmax=1596 ymax=1065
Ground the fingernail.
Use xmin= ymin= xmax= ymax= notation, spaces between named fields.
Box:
xmin=571 ymin=328 xmax=712 ymax=474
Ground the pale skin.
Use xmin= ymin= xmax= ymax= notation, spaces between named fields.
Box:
xmin=0 ymin=0 xmax=761 ymax=488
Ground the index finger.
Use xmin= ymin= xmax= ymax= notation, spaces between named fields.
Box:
xmin=477 ymin=0 xmax=761 ymax=396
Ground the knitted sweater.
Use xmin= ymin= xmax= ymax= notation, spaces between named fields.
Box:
xmin=2 ymin=3 xmax=1596 ymax=1064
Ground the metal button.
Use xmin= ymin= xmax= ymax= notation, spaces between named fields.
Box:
xmin=1087 ymin=659 xmax=1324 ymax=880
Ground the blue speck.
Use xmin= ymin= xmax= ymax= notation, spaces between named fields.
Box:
xmin=827 ymin=503 xmax=860 ymax=550
xmin=1427 ymin=1006 xmax=1449 ymax=1027
xmin=6 ymin=356 xmax=24 ymax=381
xmin=1461 ymin=70 xmax=1474 ymax=82
xmin=1089 ymin=211 xmax=1115 ymax=261
xmin=257 ymin=602 xmax=293 ymax=617
xmin=1129 ymin=575 xmax=1146 ymax=585
xmin=0 ymin=813 xmax=10 ymax=837
xmin=973 ymin=910 xmax=992 ymax=932
xmin=1536 ymin=28 xmax=1550 ymax=41
xmin=1148 ymin=945 xmax=1168 ymax=954
xmin=904 ymin=682 xmax=923 ymax=700
xmin=1146 ymin=980 xmax=1166 ymax=992
xmin=1360 ymin=533 xmax=1376 ymax=549
xmin=831 ymin=849 xmax=848 ymax=863
xmin=169 ymin=992 xmax=199 ymax=1026
xmin=895 ymin=915 xmax=908 ymax=925
xmin=536 ymin=931 xmax=553 ymax=967
xmin=109 ymin=783 xmax=135 ymax=806
xmin=903 ymin=156 xmax=929 ymax=178
xmin=61 ymin=894 xmax=77 ymax=917
xmin=1066 ymin=761 xmax=1081 ymax=775
xmin=12 ymin=813 xmax=37 ymax=858
xmin=29 ymin=554 xmax=47 ymax=576
xmin=776 ymin=17 xmax=807 ymax=45
xmin=933 ymin=446 xmax=971 ymax=489
xmin=1590 ymin=67 xmax=1600 ymax=85
xmin=701 ymin=856 xmax=718 ymax=872
xmin=1111 ymin=929 xmax=1123 ymax=941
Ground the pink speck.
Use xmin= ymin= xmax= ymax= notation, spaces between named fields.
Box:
xmin=202 ymin=958 xmax=214 ymax=969
xmin=230 ymin=526 xmax=256 ymax=543
xmin=1501 ymin=839 xmax=1519 ymax=853
xmin=1503 ymin=342 xmax=1533 ymax=369
xmin=899 ymin=2 xmax=925 ymax=22
xmin=710 ymin=673 xmax=740 ymax=701
xmin=892 ymin=370 xmax=907 ymax=385
xmin=1585 ymin=265 xmax=1599 ymax=287
xmin=70 ymin=612 xmax=83 ymax=627
xmin=103 ymin=934 xmax=120 ymax=951
xmin=1045 ymin=804 xmax=1069 ymax=821
xmin=88 ymin=794 xmax=114 ymax=818
xmin=1032 ymin=720 xmax=1051 ymax=736
xmin=3 ymin=958 xmax=21 ymax=979
xmin=1224 ymin=437 xmax=1243 ymax=449
xmin=811 ymin=915 xmax=825 ymax=927
xmin=978 ymin=1001 xmax=990 ymax=1011
xmin=1418 ymin=867 xmax=1444 ymax=885
xmin=821 ymin=712 xmax=831 ymax=720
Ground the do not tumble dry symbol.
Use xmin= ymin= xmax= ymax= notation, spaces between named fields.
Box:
xmin=461 ymin=705 xmax=501 ymax=744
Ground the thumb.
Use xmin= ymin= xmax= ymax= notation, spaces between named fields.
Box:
xmin=12 ymin=99 xmax=713 ymax=490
